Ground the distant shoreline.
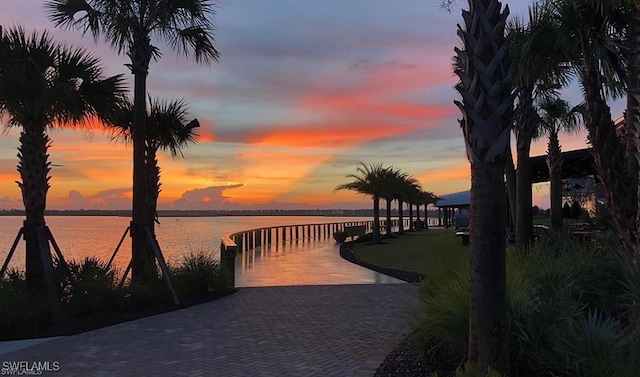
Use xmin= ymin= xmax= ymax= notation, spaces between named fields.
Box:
xmin=0 ymin=209 xmax=376 ymax=217
xmin=0 ymin=209 xmax=441 ymax=217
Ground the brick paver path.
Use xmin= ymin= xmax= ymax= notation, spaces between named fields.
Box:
xmin=2 ymin=284 xmax=418 ymax=376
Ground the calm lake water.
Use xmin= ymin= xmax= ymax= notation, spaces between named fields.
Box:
xmin=0 ymin=216 xmax=371 ymax=274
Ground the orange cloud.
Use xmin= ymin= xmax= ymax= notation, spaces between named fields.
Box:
xmin=245 ymin=123 xmax=422 ymax=148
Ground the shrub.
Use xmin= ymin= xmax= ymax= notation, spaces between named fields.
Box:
xmin=416 ymin=266 xmax=470 ymax=356
xmin=416 ymin=231 xmax=640 ymax=376
xmin=0 ymin=269 xmax=51 ymax=340
xmin=55 ymin=257 xmax=123 ymax=318
xmin=171 ymin=251 xmax=228 ymax=298
xmin=333 ymin=231 xmax=347 ymax=242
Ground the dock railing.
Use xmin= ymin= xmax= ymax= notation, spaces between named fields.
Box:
xmin=219 ymin=218 xmax=412 ymax=286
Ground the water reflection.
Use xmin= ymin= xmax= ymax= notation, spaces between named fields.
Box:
xmin=235 ymin=239 xmax=404 ymax=287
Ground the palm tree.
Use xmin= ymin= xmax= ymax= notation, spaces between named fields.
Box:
xmin=379 ymin=166 xmax=404 ymax=237
xmin=46 ymin=0 xmax=220 ymax=278
xmin=396 ymin=174 xmax=420 ymax=235
xmin=421 ymin=191 xmax=439 ymax=229
xmin=454 ymin=0 xmax=514 ymax=371
xmin=537 ymin=97 xmax=582 ymax=230
xmin=334 ymin=163 xmax=388 ymax=243
xmin=108 ymin=98 xmax=199 ymax=236
xmin=510 ymin=2 xmax=570 ymax=251
xmin=550 ymin=0 xmax=636 ymax=253
xmin=0 ymin=26 xmax=126 ymax=285
xmin=406 ymin=184 xmax=423 ymax=232
xmin=623 ymin=3 xmax=640 ymax=244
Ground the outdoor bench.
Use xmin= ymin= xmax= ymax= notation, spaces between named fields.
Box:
xmin=334 ymin=225 xmax=367 ymax=242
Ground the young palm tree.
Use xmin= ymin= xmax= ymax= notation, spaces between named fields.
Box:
xmin=108 ymin=98 xmax=199 ymax=237
xmin=537 ymin=97 xmax=582 ymax=230
xmin=454 ymin=0 xmax=515 ymax=371
xmin=0 ymin=26 xmax=126 ymax=285
xmin=334 ymin=163 xmax=389 ymax=243
xmin=46 ymin=0 xmax=220 ymax=278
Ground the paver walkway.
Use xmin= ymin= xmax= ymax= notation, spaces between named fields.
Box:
xmin=1 ymin=239 xmax=419 ymax=376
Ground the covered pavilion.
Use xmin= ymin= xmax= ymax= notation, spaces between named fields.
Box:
xmin=435 ymin=147 xmax=600 ymax=228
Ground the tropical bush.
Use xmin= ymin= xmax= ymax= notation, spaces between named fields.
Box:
xmin=0 ymin=269 xmax=51 ymax=340
xmin=416 ymin=231 xmax=640 ymax=376
xmin=171 ymin=251 xmax=228 ymax=297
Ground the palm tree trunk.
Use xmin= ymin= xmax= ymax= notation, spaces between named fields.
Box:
xmin=455 ymin=0 xmax=512 ymax=371
xmin=515 ymin=87 xmax=535 ymax=251
xmin=372 ymin=196 xmax=381 ymax=243
xmin=415 ymin=202 xmax=421 ymax=230
xmin=385 ymin=199 xmax=392 ymax=236
xmin=145 ymin=147 xmax=160 ymax=266
xmin=18 ymin=123 xmax=51 ymax=287
xmin=547 ymin=131 xmax=563 ymax=230
xmin=130 ymin=29 xmax=152 ymax=280
xmin=583 ymin=69 xmax=637 ymax=254
xmin=627 ymin=9 xmax=640 ymax=246
xmin=424 ymin=203 xmax=430 ymax=229
xmin=408 ymin=203 xmax=414 ymax=231
xmin=468 ymin=161 xmax=508 ymax=370
xmin=505 ymin=145 xmax=516 ymax=241
xmin=397 ymin=199 xmax=404 ymax=234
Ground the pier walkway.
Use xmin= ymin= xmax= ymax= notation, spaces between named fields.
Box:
xmin=1 ymin=234 xmax=419 ymax=376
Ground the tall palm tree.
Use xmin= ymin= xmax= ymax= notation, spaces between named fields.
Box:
xmin=510 ymin=2 xmax=570 ymax=251
xmin=550 ymin=0 xmax=636 ymax=253
xmin=108 ymin=98 xmax=199 ymax=236
xmin=0 ymin=26 xmax=126 ymax=285
xmin=335 ymin=163 xmax=388 ymax=243
xmin=537 ymin=97 xmax=582 ymax=230
xmin=46 ymin=0 xmax=220 ymax=278
xmin=454 ymin=0 xmax=515 ymax=371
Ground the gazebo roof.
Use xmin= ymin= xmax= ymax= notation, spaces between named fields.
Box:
xmin=435 ymin=190 xmax=470 ymax=208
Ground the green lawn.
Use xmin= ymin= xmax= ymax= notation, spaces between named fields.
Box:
xmin=351 ymin=229 xmax=469 ymax=277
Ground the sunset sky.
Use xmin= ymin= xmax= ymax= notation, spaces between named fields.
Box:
xmin=0 ymin=1 xmax=624 ymax=210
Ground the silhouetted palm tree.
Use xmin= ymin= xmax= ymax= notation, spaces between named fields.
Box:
xmin=46 ymin=0 xmax=220 ymax=278
xmin=454 ymin=0 xmax=515 ymax=370
xmin=396 ymin=174 xmax=420 ymax=235
xmin=108 ymin=98 xmax=199 ymax=236
xmin=379 ymin=166 xmax=404 ymax=237
xmin=551 ymin=0 xmax=635 ymax=253
xmin=510 ymin=1 xmax=570 ymax=251
xmin=537 ymin=97 xmax=581 ymax=230
xmin=0 ymin=26 xmax=125 ymax=285
xmin=335 ymin=163 xmax=389 ymax=243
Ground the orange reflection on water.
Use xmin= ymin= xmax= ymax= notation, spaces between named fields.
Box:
xmin=235 ymin=237 xmax=403 ymax=287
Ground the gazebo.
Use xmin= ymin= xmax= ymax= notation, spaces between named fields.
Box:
xmin=435 ymin=190 xmax=470 ymax=228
